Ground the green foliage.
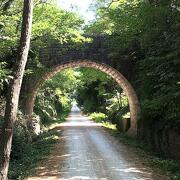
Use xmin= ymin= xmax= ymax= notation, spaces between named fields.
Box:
xmin=89 ymin=112 xmax=107 ymax=123
xmin=0 ymin=62 xmax=12 ymax=93
xmin=1 ymin=1 xmax=179 ymax=177
xmin=71 ymin=67 xmax=130 ymax=131
xmin=34 ymin=69 xmax=78 ymax=126
xmin=75 ymin=67 xmax=125 ymax=113
xmin=73 ymin=67 xmax=130 ymax=130
xmin=32 ymin=3 xmax=84 ymax=47
xmin=137 ymin=54 xmax=180 ymax=124
xmin=9 ymin=130 xmax=59 ymax=179
xmin=7 ymin=67 xmax=77 ymax=178
xmin=86 ymin=0 xmax=180 ymax=127
xmin=0 ymin=1 xmax=85 ymax=98
xmin=33 ymin=66 xmax=129 ymax=129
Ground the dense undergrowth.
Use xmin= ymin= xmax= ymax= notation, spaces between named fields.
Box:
xmin=0 ymin=69 xmax=72 ymax=179
xmin=8 ymin=102 xmax=70 ymax=179
xmin=83 ymin=0 xmax=180 ymax=159
xmin=7 ymin=71 xmax=72 ymax=179
xmin=75 ymin=68 xmax=130 ymax=130
xmin=9 ymin=130 xmax=59 ymax=180
xmin=0 ymin=0 xmax=180 ymax=177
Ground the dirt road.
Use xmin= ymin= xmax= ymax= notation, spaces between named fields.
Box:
xmin=28 ymin=105 xmax=170 ymax=180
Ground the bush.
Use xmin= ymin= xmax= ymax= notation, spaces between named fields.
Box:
xmin=89 ymin=112 xmax=107 ymax=123
xmin=9 ymin=129 xmax=59 ymax=180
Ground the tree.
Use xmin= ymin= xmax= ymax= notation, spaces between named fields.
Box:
xmin=86 ymin=0 xmax=180 ymax=156
xmin=0 ymin=0 xmax=33 ymax=179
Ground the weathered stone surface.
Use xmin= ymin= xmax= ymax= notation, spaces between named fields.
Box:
xmin=19 ymin=36 xmax=180 ymax=160
xmin=22 ymin=36 xmax=140 ymax=136
xmin=24 ymin=59 xmax=140 ymax=136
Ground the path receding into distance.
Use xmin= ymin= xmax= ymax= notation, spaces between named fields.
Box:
xmin=28 ymin=104 xmax=170 ymax=180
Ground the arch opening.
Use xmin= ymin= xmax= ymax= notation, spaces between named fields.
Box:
xmin=25 ymin=60 xmax=140 ymax=135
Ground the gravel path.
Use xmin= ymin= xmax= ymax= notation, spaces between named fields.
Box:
xmin=28 ymin=105 xmax=170 ymax=180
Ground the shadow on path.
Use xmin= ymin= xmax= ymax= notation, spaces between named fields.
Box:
xmin=28 ymin=105 xmax=170 ymax=180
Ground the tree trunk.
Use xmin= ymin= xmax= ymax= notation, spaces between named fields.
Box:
xmin=0 ymin=0 xmax=33 ymax=179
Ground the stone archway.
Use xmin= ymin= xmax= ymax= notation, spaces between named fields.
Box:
xmin=25 ymin=60 xmax=140 ymax=135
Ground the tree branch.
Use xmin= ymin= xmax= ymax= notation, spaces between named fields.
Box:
xmin=0 ymin=0 xmax=14 ymax=12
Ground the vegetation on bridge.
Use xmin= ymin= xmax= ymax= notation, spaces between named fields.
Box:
xmin=0 ymin=0 xmax=179 ymax=179
xmin=86 ymin=0 xmax=180 ymax=159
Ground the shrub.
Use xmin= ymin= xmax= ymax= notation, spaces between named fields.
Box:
xmin=89 ymin=112 xmax=107 ymax=123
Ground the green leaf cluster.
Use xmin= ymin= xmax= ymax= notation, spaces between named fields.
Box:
xmin=85 ymin=0 xmax=180 ymax=125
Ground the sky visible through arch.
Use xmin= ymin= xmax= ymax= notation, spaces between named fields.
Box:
xmin=57 ymin=0 xmax=95 ymax=23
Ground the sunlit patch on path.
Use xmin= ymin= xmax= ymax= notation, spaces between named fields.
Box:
xmin=59 ymin=115 xmax=101 ymax=127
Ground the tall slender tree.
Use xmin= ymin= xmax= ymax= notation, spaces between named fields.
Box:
xmin=0 ymin=0 xmax=33 ymax=179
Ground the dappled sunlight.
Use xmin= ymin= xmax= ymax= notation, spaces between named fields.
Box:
xmin=1 ymin=0 xmax=178 ymax=178
xmin=56 ymin=105 xmax=163 ymax=179
xmin=112 ymin=167 xmax=152 ymax=174
xmin=58 ymin=105 xmax=101 ymax=127
xmin=28 ymin=105 xmax=170 ymax=180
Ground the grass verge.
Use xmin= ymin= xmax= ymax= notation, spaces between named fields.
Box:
xmin=9 ymin=130 xmax=59 ymax=180
xmin=8 ymin=110 xmax=70 ymax=180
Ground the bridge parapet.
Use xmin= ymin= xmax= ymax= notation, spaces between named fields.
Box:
xmin=39 ymin=35 xmax=113 ymax=67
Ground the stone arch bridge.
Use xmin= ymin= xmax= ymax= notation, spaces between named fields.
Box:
xmin=23 ymin=35 xmax=140 ymax=136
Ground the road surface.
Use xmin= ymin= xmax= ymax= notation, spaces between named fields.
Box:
xmin=28 ymin=104 xmax=170 ymax=180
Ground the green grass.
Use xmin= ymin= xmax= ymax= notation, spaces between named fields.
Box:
xmin=100 ymin=122 xmax=180 ymax=180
